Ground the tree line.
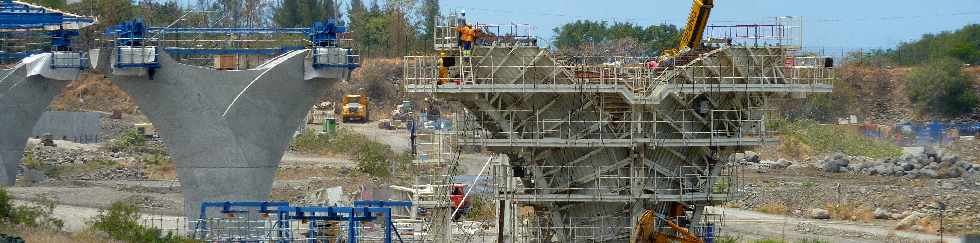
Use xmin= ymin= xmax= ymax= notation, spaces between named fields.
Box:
xmin=552 ymin=20 xmax=681 ymax=56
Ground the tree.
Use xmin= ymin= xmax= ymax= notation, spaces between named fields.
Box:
xmin=420 ymin=0 xmax=439 ymax=41
xmin=273 ymin=0 xmax=302 ymax=27
xmin=905 ymin=57 xmax=978 ymax=117
xmin=552 ymin=20 xmax=680 ymax=56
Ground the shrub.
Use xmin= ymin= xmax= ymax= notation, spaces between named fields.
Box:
xmin=905 ymin=57 xmax=978 ymax=117
xmin=107 ymin=129 xmax=147 ymax=153
xmin=89 ymin=201 xmax=195 ymax=243
xmin=463 ymin=197 xmax=496 ymax=222
xmin=0 ymin=187 xmax=63 ymax=230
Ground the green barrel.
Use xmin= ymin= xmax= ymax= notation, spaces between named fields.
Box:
xmin=324 ymin=118 xmax=337 ymax=134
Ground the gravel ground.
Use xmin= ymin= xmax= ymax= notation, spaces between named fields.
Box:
xmin=731 ymin=166 xmax=980 ymax=236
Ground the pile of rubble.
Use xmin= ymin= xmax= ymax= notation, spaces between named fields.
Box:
xmin=817 ymin=148 xmax=979 ymax=179
xmin=26 ymin=143 xmax=110 ymax=166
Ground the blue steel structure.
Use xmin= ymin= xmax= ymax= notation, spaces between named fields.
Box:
xmin=0 ymin=0 xmax=95 ymax=66
xmin=106 ymin=19 xmax=358 ymax=70
xmin=194 ymin=200 xmax=411 ymax=243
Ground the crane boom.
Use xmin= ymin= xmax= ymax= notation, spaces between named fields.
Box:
xmin=664 ymin=0 xmax=714 ymax=57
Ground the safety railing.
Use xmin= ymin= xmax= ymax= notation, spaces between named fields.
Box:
xmin=442 ymin=107 xmax=773 ymax=145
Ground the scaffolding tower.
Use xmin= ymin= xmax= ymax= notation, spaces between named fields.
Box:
xmin=404 ymin=14 xmax=833 ymax=242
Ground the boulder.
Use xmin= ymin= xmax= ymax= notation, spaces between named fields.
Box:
xmin=744 ymin=151 xmax=760 ymax=163
xmin=900 ymin=163 xmax=914 ymax=171
xmin=873 ymin=208 xmax=890 ymax=219
xmin=810 ymin=208 xmax=830 ymax=219
xmin=896 ymin=212 xmax=924 ymax=229
xmin=917 ymin=169 xmax=939 ymax=179
xmin=772 ymin=159 xmax=793 ymax=169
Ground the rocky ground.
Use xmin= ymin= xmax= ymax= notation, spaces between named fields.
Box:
xmin=731 ymin=150 xmax=980 ymax=237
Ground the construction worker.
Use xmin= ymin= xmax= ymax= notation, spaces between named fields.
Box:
xmin=457 ymin=24 xmax=479 ymax=57
xmin=437 ymin=51 xmax=455 ymax=85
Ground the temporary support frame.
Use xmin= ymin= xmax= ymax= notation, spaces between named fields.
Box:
xmin=405 ymin=14 xmax=833 ymax=242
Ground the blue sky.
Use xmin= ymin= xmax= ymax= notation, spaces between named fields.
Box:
xmin=439 ymin=0 xmax=980 ymax=52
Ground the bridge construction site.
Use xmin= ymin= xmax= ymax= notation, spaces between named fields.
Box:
xmin=0 ymin=0 xmax=851 ymax=242
xmin=404 ymin=7 xmax=834 ymax=242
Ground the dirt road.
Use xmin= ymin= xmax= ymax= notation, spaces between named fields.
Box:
xmin=712 ymin=207 xmax=960 ymax=242
xmin=342 ymin=121 xmax=412 ymax=152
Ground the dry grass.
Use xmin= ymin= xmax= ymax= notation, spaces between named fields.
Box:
xmin=276 ymin=166 xmax=344 ymax=180
xmin=913 ymin=217 xmax=940 ymax=234
xmin=824 ymin=202 xmax=873 ymax=222
xmin=142 ymin=155 xmax=177 ymax=180
xmin=1 ymin=227 xmax=116 ymax=243
xmin=756 ymin=201 xmax=791 ymax=215
xmin=50 ymin=72 xmax=136 ymax=113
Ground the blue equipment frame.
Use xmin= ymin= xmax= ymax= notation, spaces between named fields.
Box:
xmin=194 ymin=200 xmax=412 ymax=243
xmin=106 ymin=18 xmax=360 ymax=70
xmin=0 ymin=0 xmax=94 ymax=68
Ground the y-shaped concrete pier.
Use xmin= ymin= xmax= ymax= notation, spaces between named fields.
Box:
xmin=107 ymin=50 xmax=348 ymax=218
xmin=0 ymin=54 xmax=81 ymax=185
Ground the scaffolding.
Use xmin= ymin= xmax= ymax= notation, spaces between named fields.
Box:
xmin=404 ymin=14 xmax=833 ymax=242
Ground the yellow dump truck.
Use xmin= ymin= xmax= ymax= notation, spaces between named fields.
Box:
xmin=341 ymin=95 xmax=369 ymax=122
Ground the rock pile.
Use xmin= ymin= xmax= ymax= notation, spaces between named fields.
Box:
xmin=817 ymin=149 xmax=979 ymax=179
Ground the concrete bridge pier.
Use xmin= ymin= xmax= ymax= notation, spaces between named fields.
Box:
xmin=107 ymin=49 xmax=349 ymax=219
xmin=0 ymin=54 xmax=82 ymax=185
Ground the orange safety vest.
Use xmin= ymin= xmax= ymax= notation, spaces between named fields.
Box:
xmin=457 ymin=26 xmax=477 ymax=42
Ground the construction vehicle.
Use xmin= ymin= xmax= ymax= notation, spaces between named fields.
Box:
xmin=631 ymin=203 xmax=704 ymax=243
xmin=340 ymin=94 xmax=369 ymax=123
xmin=135 ymin=123 xmax=157 ymax=138
xmin=449 ymin=183 xmax=470 ymax=221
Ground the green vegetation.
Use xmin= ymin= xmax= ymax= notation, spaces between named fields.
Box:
xmin=274 ymin=0 xmax=339 ymax=27
xmin=773 ymin=120 xmax=902 ymax=159
xmin=800 ymin=181 xmax=817 ymax=189
xmin=859 ymin=24 xmax=979 ymax=66
xmin=90 ymin=201 xmax=195 ymax=243
xmin=0 ymin=187 xmax=63 ymax=230
xmin=291 ymin=129 xmax=412 ymax=177
xmin=552 ymin=20 xmax=680 ymax=56
xmin=905 ymin=57 xmax=978 ymax=117
xmin=463 ymin=197 xmax=496 ymax=222
xmin=107 ymin=129 xmax=146 ymax=153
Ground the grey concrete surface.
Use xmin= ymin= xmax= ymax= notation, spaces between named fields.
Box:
xmin=0 ymin=54 xmax=81 ymax=185
xmin=32 ymin=111 xmax=102 ymax=142
xmin=108 ymin=50 xmax=348 ymax=219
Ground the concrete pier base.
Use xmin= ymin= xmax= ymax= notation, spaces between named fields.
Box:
xmin=0 ymin=54 xmax=81 ymax=185
xmin=108 ymin=50 xmax=347 ymax=218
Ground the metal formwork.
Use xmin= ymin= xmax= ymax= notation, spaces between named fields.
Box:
xmin=405 ymin=14 xmax=832 ymax=242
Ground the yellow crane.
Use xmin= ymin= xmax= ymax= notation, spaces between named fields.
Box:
xmin=663 ymin=0 xmax=715 ymax=58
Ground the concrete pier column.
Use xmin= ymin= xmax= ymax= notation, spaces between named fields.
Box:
xmin=108 ymin=49 xmax=348 ymax=218
xmin=0 ymin=54 xmax=81 ymax=185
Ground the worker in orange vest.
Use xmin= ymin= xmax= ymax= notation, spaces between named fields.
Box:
xmin=457 ymin=24 xmax=480 ymax=57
